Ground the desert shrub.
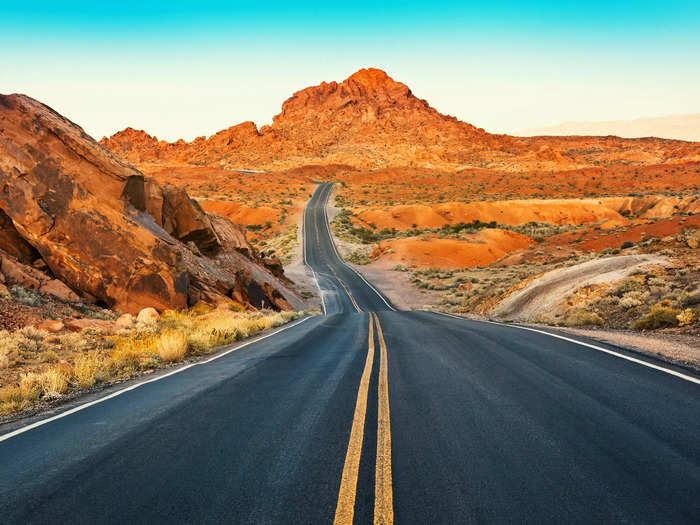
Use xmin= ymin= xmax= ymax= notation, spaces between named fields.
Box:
xmin=564 ymin=308 xmax=604 ymax=327
xmin=19 ymin=325 xmax=48 ymax=342
xmin=73 ymin=352 xmax=101 ymax=388
xmin=676 ymin=308 xmax=697 ymax=327
xmin=347 ymin=249 xmax=371 ymax=265
xmin=57 ymin=332 xmax=87 ymax=353
xmin=632 ymin=305 xmax=681 ymax=330
xmin=618 ymin=290 xmax=649 ymax=309
xmin=620 ymin=241 xmax=635 ymax=249
xmin=39 ymin=350 xmax=60 ymax=363
xmin=189 ymin=302 xmax=212 ymax=316
xmin=11 ymin=286 xmax=44 ymax=307
xmin=39 ymin=369 xmax=69 ymax=399
xmin=109 ymin=340 xmax=146 ymax=371
xmin=157 ymin=331 xmax=188 ymax=363
xmin=611 ymin=279 xmax=644 ymax=297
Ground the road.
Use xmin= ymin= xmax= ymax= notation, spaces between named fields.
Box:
xmin=1 ymin=183 xmax=699 ymax=523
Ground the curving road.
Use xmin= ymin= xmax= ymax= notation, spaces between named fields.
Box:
xmin=1 ymin=183 xmax=699 ymax=524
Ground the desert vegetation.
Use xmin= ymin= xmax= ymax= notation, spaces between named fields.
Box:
xmin=0 ymin=304 xmax=309 ymax=417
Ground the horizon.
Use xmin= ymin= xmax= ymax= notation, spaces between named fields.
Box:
xmin=3 ymin=1 xmax=700 ymax=142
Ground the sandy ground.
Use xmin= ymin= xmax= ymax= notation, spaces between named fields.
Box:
xmin=493 ymin=255 xmax=668 ymax=321
xmin=353 ymin=258 xmax=442 ymax=311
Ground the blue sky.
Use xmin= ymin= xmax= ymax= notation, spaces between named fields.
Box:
xmin=3 ymin=1 xmax=699 ymax=141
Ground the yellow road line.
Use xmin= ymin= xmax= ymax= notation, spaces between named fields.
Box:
xmin=328 ymin=265 xmax=362 ymax=312
xmin=334 ymin=315 xmax=375 ymax=525
xmin=373 ymin=313 xmax=394 ymax=525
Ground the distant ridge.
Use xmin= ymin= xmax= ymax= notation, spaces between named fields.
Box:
xmin=100 ymin=68 xmax=700 ymax=171
xmin=518 ymin=114 xmax=700 ymax=142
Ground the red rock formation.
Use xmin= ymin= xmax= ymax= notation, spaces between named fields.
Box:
xmin=0 ymin=94 xmax=301 ymax=313
xmin=100 ymin=68 xmax=700 ymax=171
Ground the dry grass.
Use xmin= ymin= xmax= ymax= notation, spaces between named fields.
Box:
xmin=157 ymin=331 xmax=188 ymax=362
xmin=632 ymin=305 xmax=681 ymax=330
xmin=563 ymin=308 xmax=604 ymax=327
xmin=0 ymin=308 xmax=308 ymax=416
xmin=73 ymin=352 xmax=101 ymax=388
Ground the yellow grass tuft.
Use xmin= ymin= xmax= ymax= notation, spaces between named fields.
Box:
xmin=157 ymin=331 xmax=188 ymax=362
xmin=73 ymin=352 xmax=101 ymax=388
xmin=39 ymin=368 xmax=69 ymax=399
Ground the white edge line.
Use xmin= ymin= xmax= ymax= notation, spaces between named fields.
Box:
xmin=430 ymin=310 xmax=700 ymax=385
xmin=320 ymin=183 xmax=396 ymax=312
xmin=0 ymin=316 xmax=313 ymax=443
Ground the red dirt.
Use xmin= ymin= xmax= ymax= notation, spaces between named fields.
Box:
xmin=373 ymin=229 xmax=533 ymax=269
xmin=547 ymin=214 xmax=700 ymax=252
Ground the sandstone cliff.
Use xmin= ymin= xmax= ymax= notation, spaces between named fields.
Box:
xmin=0 ymin=94 xmax=301 ymax=313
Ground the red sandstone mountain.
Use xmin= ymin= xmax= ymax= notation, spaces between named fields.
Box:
xmin=0 ymin=94 xmax=301 ymax=313
xmin=101 ymin=68 xmax=700 ymax=171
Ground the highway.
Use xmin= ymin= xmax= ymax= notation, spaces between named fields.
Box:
xmin=1 ymin=183 xmax=699 ymax=523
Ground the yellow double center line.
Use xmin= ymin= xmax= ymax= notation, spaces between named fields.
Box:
xmin=334 ymin=313 xmax=393 ymax=525
xmin=328 ymin=265 xmax=362 ymax=313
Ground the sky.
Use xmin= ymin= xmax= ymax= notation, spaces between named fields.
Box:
xmin=3 ymin=1 xmax=700 ymax=141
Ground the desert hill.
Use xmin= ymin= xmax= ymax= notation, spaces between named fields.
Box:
xmin=101 ymin=68 xmax=700 ymax=171
xmin=0 ymin=93 xmax=300 ymax=313
xmin=519 ymin=114 xmax=700 ymax=142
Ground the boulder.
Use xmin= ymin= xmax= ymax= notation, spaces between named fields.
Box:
xmin=0 ymin=254 xmax=42 ymax=289
xmin=37 ymin=319 xmax=65 ymax=333
xmin=115 ymin=313 xmax=135 ymax=330
xmin=40 ymin=279 xmax=80 ymax=303
xmin=136 ymin=307 xmax=160 ymax=324
xmin=262 ymin=256 xmax=285 ymax=279
xmin=208 ymin=214 xmax=252 ymax=256
xmin=160 ymin=184 xmax=221 ymax=255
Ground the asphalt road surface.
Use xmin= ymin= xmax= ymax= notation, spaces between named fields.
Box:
xmin=1 ymin=183 xmax=699 ymax=524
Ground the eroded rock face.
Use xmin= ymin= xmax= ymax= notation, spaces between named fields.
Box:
xmin=0 ymin=94 xmax=296 ymax=313
xmin=0 ymin=208 xmax=39 ymax=264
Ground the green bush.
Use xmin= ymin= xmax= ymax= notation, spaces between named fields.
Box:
xmin=563 ymin=308 xmax=604 ymax=327
xmin=632 ymin=305 xmax=680 ymax=330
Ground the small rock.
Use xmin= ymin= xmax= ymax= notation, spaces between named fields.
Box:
xmin=0 ymin=282 xmax=9 ymax=297
xmin=115 ymin=313 xmax=135 ymax=330
xmin=136 ymin=307 xmax=160 ymax=324
xmin=687 ymin=237 xmax=699 ymax=249
xmin=37 ymin=320 xmax=65 ymax=333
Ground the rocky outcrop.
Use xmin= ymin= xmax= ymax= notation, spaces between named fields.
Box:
xmin=0 ymin=93 xmax=298 ymax=313
xmin=0 ymin=250 xmax=80 ymax=302
xmin=100 ymin=68 xmax=700 ymax=171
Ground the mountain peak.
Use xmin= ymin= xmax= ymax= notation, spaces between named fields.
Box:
xmin=346 ymin=68 xmax=393 ymax=88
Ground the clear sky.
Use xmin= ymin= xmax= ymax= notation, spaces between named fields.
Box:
xmin=3 ymin=1 xmax=699 ymax=141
